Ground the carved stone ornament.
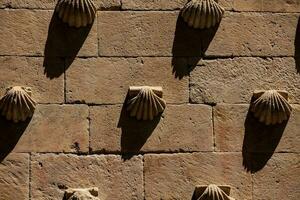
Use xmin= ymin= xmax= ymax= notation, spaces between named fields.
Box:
xmin=181 ymin=0 xmax=225 ymax=29
xmin=55 ymin=0 xmax=96 ymax=28
xmin=127 ymin=86 xmax=166 ymax=120
xmin=0 ymin=86 xmax=36 ymax=123
xmin=194 ymin=184 xmax=235 ymax=200
xmin=250 ymin=90 xmax=292 ymax=125
xmin=64 ymin=187 xmax=99 ymax=200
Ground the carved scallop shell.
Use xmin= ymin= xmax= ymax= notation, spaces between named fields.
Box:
xmin=64 ymin=187 xmax=99 ymax=200
xmin=0 ymin=86 xmax=36 ymax=123
xmin=197 ymin=184 xmax=235 ymax=200
xmin=55 ymin=0 xmax=96 ymax=28
xmin=250 ymin=90 xmax=292 ymax=125
xmin=181 ymin=0 xmax=224 ymax=29
xmin=127 ymin=86 xmax=166 ymax=120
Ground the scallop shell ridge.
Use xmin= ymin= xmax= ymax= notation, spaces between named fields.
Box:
xmin=181 ymin=0 xmax=225 ymax=29
xmin=198 ymin=184 xmax=235 ymax=200
xmin=0 ymin=86 xmax=36 ymax=123
xmin=55 ymin=0 xmax=96 ymax=28
xmin=250 ymin=90 xmax=292 ymax=125
xmin=127 ymin=87 xmax=166 ymax=120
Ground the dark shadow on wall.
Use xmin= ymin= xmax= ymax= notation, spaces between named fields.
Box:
xmin=242 ymin=108 xmax=288 ymax=173
xmin=295 ymin=16 xmax=300 ymax=73
xmin=117 ymin=95 xmax=161 ymax=160
xmin=171 ymin=16 xmax=220 ymax=79
xmin=0 ymin=117 xmax=31 ymax=162
xmin=43 ymin=13 xmax=93 ymax=79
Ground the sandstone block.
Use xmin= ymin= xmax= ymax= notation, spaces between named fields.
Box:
xmin=98 ymin=11 xmax=176 ymax=56
xmin=234 ymin=0 xmax=300 ymax=12
xmin=0 ymin=56 xmax=64 ymax=103
xmin=219 ymin=0 xmax=234 ymax=10
xmin=90 ymin=104 xmax=213 ymax=153
xmin=31 ymin=154 xmax=143 ymax=200
xmin=0 ymin=0 xmax=121 ymax=10
xmin=144 ymin=153 xmax=252 ymax=200
xmin=214 ymin=104 xmax=300 ymax=152
xmin=0 ymin=105 xmax=89 ymax=153
xmin=262 ymin=0 xmax=300 ymax=12
xmin=95 ymin=0 xmax=121 ymax=10
xmin=66 ymin=57 xmax=188 ymax=104
xmin=214 ymin=105 xmax=249 ymax=152
xmin=122 ymin=0 xmax=187 ymax=10
xmin=0 ymin=153 xmax=29 ymax=200
xmin=98 ymin=11 xmax=298 ymax=56
xmin=253 ymin=153 xmax=300 ymax=200
xmin=0 ymin=10 xmax=97 ymax=56
xmin=206 ymin=12 xmax=298 ymax=57
xmin=122 ymin=0 xmax=233 ymax=10
xmin=233 ymin=0 xmax=262 ymax=11
xmin=190 ymin=57 xmax=300 ymax=104
xmin=0 ymin=0 xmax=55 ymax=9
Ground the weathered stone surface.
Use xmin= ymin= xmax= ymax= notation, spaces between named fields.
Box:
xmin=98 ymin=11 xmax=176 ymax=56
xmin=253 ymin=153 xmax=300 ymax=200
xmin=203 ymin=12 xmax=298 ymax=57
xmin=0 ymin=0 xmax=121 ymax=10
xmin=219 ymin=0 xmax=234 ymax=10
xmin=0 ymin=0 xmax=55 ymax=8
xmin=0 ymin=153 xmax=29 ymax=200
xmin=66 ymin=57 xmax=188 ymax=104
xmin=0 ymin=1 xmax=298 ymax=198
xmin=0 ymin=10 xmax=97 ymax=56
xmin=98 ymin=11 xmax=297 ymax=56
xmin=0 ymin=56 xmax=64 ymax=103
xmin=0 ymin=105 xmax=89 ymax=153
xmin=3 ymin=0 xmax=298 ymax=12
xmin=261 ymin=0 xmax=300 ymax=12
xmin=234 ymin=0 xmax=300 ymax=12
xmin=90 ymin=105 xmax=213 ymax=153
xmin=122 ymin=0 xmax=233 ymax=10
xmin=122 ymin=0 xmax=186 ymax=10
xmin=31 ymin=154 xmax=143 ymax=200
xmin=214 ymin=104 xmax=300 ymax=152
xmin=233 ymin=0 xmax=262 ymax=11
xmin=95 ymin=0 xmax=121 ymax=10
xmin=214 ymin=105 xmax=249 ymax=152
xmin=144 ymin=153 xmax=252 ymax=200
xmin=190 ymin=57 xmax=300 ymax=104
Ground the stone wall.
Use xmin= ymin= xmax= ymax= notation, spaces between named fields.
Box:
xmin=0 ymin=0 xmax=299 ymax=199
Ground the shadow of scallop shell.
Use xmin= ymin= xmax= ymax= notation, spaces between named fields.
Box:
xmin=127 ymin=86 xmax=166 ymax=121
xmin=181 ymin=0 xmax=224 ymax=29
xmin=0 ymin=86 xmax=36 ymax=123
xmin=250 ymin=90 xmax=292 ymax=125
xmin=196 ymin=184 xmax=235 ymax=200
xmin=55 ymin=0 xmax=96 ymax=28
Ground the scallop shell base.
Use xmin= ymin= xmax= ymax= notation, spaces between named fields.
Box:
xmin=64 ymin=187 xmax=99 ymax=200
xmin=0 ymin=86 xmax=36 ymax=123
xmin=181 ymin=0 xmax=225 ymax=29
xmin=196 ymin=184 xmax=235 ymax=200
xmin=127 ymin=86 xmax=166 ymax=121
xmin=55 ymin=0 xmax=96 ymax=28
xmin=250 ymin=90 xmax=292 ymax=125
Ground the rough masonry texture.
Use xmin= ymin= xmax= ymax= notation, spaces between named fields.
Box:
xmin=0 ymin=0 xmax=299 ymax=200
xmin=31 ymin=154 xmax=143 ymax=199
